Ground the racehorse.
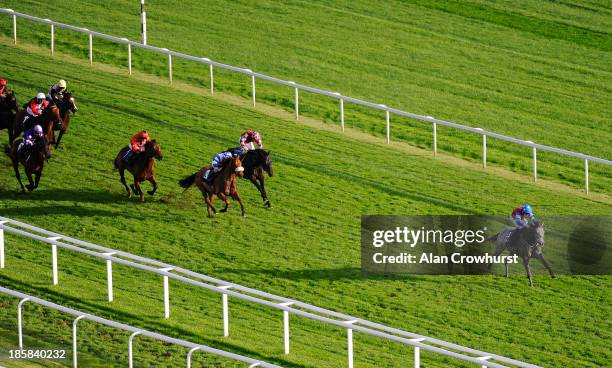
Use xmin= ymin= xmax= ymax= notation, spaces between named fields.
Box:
xmin=178 ymin=156 xmax=246 ymax=218
xmin=240 ymin=149 xmax=273 ymax=208
xmin=113 ymin=140 xmax=163 ymax=202
xmin=487 ymin=222 xmax=555 ymax=287
xmin=46 ymin=91 xmax=78 ymax=148
xmin=9 ymin=137 xmax=51 ymax=192
xmin=0 ymin=91 xmax=19 ymax=149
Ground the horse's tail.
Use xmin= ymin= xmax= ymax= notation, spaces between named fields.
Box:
xmin=485 ymin=233 xmax=499 ymax=242
xmin=179 ymin=173 xmax=196 ymax=189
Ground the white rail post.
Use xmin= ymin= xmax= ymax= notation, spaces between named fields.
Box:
xmin=186 ymin=347 xmax=200 ymax=368
xmin=219 ymin=285 xmax=232 ymax=337
xmin=88 ymin=33 xmax=93 ymax=65
xmin=527 ymin=141 xmax=537 ymax=182
xmin=18 ymin=298 xmax=30 ymax=348
xmin=160 ymin=267 xmax=173 ymax=319
xmin=333 ymin=92 xmax=345 ymax=131
xmin=411 ymin=338 xmax=425 ymax=368
xmin=168 ymin=52 xmax=173 ymax=84
xmin=12 ymin=14 xmax=17 ymax=45
xmin=123 ymin=39 xmax=131 ymax=75
xmin=0 ymin=220 xmax=7 ymax=269
xmin=290 ymin=82 xmax=299 ymax=120
xmin=104 ymin=252 xmax=116 ymax=302
xmin=128 ymin=331 xmax=141 ymax=368
xmin=585 ymin=159 xmax=589 ymax=194
xmin=477 ymin=356 xmax=492 ymax=368
xmin=476 ymin=128 xmax=486 ymax=168
xmin=48 ymin=236 xmax=62 ymax=285
xmin=50 ymin=23 xmax=54 ymax=55
xmin=209 ymin=63 xmax=214 ymax=95
xmin=278 ymin=301 xmax=293 ymax=355
xmin=429 ymin=117 xmax=437 ymax=156
xmin=246 ymin=70 xmax=255 ymax=106
xmin=72 ymin=315 xmax=87 ymax=368
xmin=379 ymin=105 xmax=390 ymax=144
xmin=345 ymin=320 xmax=357 ymax=368
xmin=141 ymin=0 xmax=147 ymax=45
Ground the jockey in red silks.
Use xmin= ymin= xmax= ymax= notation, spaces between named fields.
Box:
xmin=0 ymin=79 xmax=8 ymax=98
xmin=22 ymin=92 xmax=49 ymax=130
xmin=238 ymin=130 xmax=263 ymax=153
xmin=511 ymin=204 xmax=537 ymax=228
xmin=122 ymin=130 xmax=151 ymax=163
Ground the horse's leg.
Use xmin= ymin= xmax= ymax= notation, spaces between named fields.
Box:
xmin=25 ymin=167 xmax=35 ymax=192
xmin=504 ymin=258 xmax=509 ymax=277
xmin=522 ymin=257 xmax=533 ymax=287
xmin=12 ymin=157 xmax=25 ymax=192
xmin=55 ymin=130 xmax=64 ymax=149
xmin=231 ymin=191 xmax=246 ymax=218
xmin=118 ymin=166 xmax=131 ymax=198
xmin=204 ymin=193 xmax=216 ymax=218
xmin=134 ymin=179 xmax=144 ymax=202
xmin=219 ymin=192 xmax=230 ymax=213
xmin=487 ymin=238 xmax=505 ymax=272
xmin=537 ymin=254 xmax=556 ymax=278
xmin=33 ymin=168 xmax=42 ymax=189
xmin=249 ymin=177 xmax=270 ymax=207
xmin=146 ymin=176 xmax=158 ymax=196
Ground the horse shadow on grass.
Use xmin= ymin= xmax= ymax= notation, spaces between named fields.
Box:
xmin=0 ymin=275 xmax=308 ymax=368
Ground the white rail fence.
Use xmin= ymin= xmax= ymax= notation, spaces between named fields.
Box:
xmin=0 ymin=286 xmax=282 ymax=368
xmin=0 ymin=217 xmax=541 ymax=368
xmin=1 ymin=8 xmax=610 ymax=194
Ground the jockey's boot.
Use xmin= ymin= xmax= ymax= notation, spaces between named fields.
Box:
xmin=203 ymin=169 xmax=214 ymax=184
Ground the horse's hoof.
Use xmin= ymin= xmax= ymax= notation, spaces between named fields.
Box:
xmin=242 ymin=214 xmax=247 ymax=219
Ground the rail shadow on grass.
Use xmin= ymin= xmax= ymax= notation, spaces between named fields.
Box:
xmin=214 ymin=266 xmax=434 ymax=283
xmin=0 ymin=275 xmax=307 ymax=368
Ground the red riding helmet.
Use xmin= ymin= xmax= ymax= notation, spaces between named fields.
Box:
xmin=0 ymin=79 xmax=7 ymax=86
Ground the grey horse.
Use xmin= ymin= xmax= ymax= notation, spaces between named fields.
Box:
xmin=487 ymin=223 xmax=555 ymax=286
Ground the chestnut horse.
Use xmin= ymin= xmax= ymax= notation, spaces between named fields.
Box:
xmin=113 ymin=140 xmax=163 ymax=202
xmin=9 ymin=137 xmax=51 ymax=192
xmin=47 ymin=91 xmax=78 ymax=148
xmin=179 ymin=156 xmax=246 ymax=218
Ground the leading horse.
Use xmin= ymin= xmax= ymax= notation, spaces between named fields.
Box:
xmin=114 ymin=140 xmax=163 ymax=202
xmin=47 ymin=91 xmax=78 ymax=148
xmin=487 ymin=223 xmax=555 ymax=287
xmin=240 ymin=149 xmax=273 ymax=207
xmin=9 ymin=137 xmax=51 ymax=192
xmin=179 ymin=156 xmax=246 ymax=218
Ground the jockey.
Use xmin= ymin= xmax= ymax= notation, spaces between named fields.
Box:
xmin=0 ymin=79 xmax=8 ymax=98
xmin=238 ymin=130 xmax=263 ymax=153
xmin=23 ymin=93 xmax=49 ymax=129
xmin=18 ymin=124 xmax=44 ymax=158
xmin=203 ymin=148 xmax=241 ymax=183
xmin=511 ymin=204 xmax=537 ymax=228
xmin=47 ymin=79 xmax=67 ymax=105
xmin=122 ymin=130 xmax=151 ymax=163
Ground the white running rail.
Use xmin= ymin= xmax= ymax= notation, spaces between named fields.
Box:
xmin=0 ymin=217 xmax=541 ymax=368
xmin=1 ymin=8 xmax=610 ymax=194
xmin=0 ymin=285 xmax=283 ymax=368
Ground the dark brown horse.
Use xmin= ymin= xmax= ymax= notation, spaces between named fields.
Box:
xmin=46 ymin=91 xmax=78 ymax=148
xmin=113 ymin=140 xmax=163 ymax=202
xmin=0 ymin=90 xmax=19 ymax=149
xmin=179 ymin=156 xmax=246 ymax=218
xmin=9 ymin=137 xmax=51 ymax=192
xmin=240 ymin=149 xmax=273 ymax=208
xmin=487 ymin=222 xmax=555 ymax=286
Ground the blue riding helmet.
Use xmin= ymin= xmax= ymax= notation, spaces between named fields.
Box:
xmin=522 ymin=204 xmax=532 ymax=214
